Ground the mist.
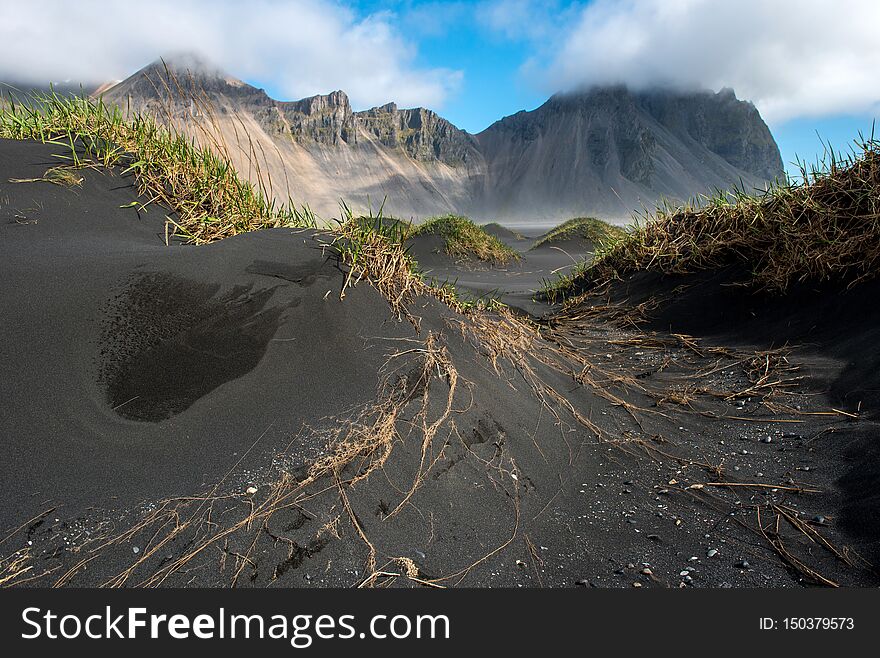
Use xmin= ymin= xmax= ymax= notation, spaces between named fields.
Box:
xmin=0 ymin=0 xmax=461 ymax=109
xmin=526 ymin=0 xmax=880 ymax=124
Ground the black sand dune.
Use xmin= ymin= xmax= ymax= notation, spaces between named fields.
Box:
xmin=0 ymin=138 xmax=416 ymax=524
xmin=2 ymin=138 xmax=878 ymax=588
xmin=480 ymin=222 xmax=529 ymax=247
xmin=406 ymin=230 xmax=590 ymax=316
xmin=531 ymin=235 xmax=597 ymax=254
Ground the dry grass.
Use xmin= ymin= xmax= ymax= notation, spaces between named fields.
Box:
xmin=10 ymin=164 xmax=85 ymax=187
xmin=0 ymin=84 xmax=315 ymax=245
xmin=49 ymin=331 xmax=460 ymax=588
xmin=547 ymin=136 xmax=880 ymax=300
xmin=329 ymin=206 xmax=506 ymax=322
xmin=409 ymin=214 xmax=521 ymax=265
xmin=330 ymin=207 xmax=423 ymax=319
xmin=0 ymin=549 xmax=32 ymax=586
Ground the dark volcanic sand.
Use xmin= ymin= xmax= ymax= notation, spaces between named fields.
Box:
xmin=0 ymin=138 xmax=416 ymax=523
xmin=406 ymin=231 xmax=589 ymax=316
xmin=595 ymin=267 xmax=880 ymax=565
xmin=2 ymin=138 xmax=878 ymax=588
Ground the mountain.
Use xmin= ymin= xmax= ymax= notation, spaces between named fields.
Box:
xmin=476 ymin=86 xmax=784 ymax=220
xmin=98 ymin=55 xmax=783 ymax=223
xmin=100 ymin=55 xmax=486 ymax=220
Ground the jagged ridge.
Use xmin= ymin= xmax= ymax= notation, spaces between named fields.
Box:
xmin=99 ymin=55 xmax=784 ymax=222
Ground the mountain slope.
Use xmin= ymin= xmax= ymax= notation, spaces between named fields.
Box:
xmin=475 ymin=86 xmax=783 ymax=220
xmin=101 ymin=55 xmax=486 ymax=220
xmin=98 ymin=56 xmax=783 ymax=223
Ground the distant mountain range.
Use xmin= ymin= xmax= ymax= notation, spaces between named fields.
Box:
xmin=96 ymin=55 xmax=785 ymax=222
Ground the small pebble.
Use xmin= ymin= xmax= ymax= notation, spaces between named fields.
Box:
xmin=707 ymin=549 xmax=718 ymax=558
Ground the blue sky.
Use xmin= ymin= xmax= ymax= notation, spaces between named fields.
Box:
xmin=3 ymin=0 xmax=878 ymax=177
xmin=772 ymin=115 xmax=878 ymax=177
xmin=303 ymin=0 xmax=880 ymax=177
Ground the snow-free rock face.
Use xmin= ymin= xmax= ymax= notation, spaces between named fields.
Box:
xmin=99 ymin=56 xmax=783 ymax=223
xmin=475 ymin=86 xmax=784 ymax=221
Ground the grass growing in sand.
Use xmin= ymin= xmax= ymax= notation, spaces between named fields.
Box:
xmin=543 ymin=136 xmax=880 ymax=304
xmin=0 ymin=91 xmax=316 ymax=243
xmin=0 ymin=90 xmax=498 ymax=316
xmin=409 ymin=214 xmax=521 ymax=265
xmin=9 ymin=164 xmax=84 ymax=188
xmin=535 ymin=218 xmax=626 ymax=301
xmin=331 ymin=205 xmax=505 ymax=316
xmin=480 ymin=222 xmax=528 ymax=240
xmin=531 ymin=216 xmax=626 ymax=250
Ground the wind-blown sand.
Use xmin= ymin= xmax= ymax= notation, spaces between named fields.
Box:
xmin=1 ymin=138 xmax=877 ymax=588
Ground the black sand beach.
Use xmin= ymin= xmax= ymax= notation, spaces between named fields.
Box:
xmin=2 ymin=138 xmax=878 ymax=588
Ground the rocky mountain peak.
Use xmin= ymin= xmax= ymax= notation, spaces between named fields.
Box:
xmin=284 ymin=90 xmax=351 ymax=115
xmin=99 ymin=55 xmax=785 ymax=221
xmin=480 ymin=84 xmax=782 ymax=184
xmin=354 ymin=103 xmax=479 ymax=164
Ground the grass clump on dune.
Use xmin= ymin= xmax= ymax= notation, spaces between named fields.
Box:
xmin=480 ymin=222 xmax=528 ymax=240
xmin=409 ymin=214 xmax=521 ymax=265
xmin=531 ymin=216 xmax=626 ymax=250
xmin=0 ymin=92 xmax=500 ymax=316
xmin=0 ymin=91 xmax=315 ymax=243
xmin=331 ymin=205 xmax=505 ymax=316
xmin=544 ymin=136 xmax=880 ymax=303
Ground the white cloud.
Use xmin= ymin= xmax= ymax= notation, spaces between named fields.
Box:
xmin=477 ymin=0 xmax=556 ymax=41
xmin=515 ymin=0 xmax=880 ymax=124
xmin=0 ymin=0 xmax=461 ymax=109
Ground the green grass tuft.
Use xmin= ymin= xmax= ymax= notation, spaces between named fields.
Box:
xmin=0 ymin=91 xmax=316 ymax=243
xmin=409 ymin=214 xmax=521 ymax=265
xmin=332 ymin=206 xmax=506 ymax=314
xmin=480 ymin=222 xmax=528 ymax=241
xmin=531 ymin=216 xmax=626 ymax=250
xmin=543 ymin=135 xmax=880 ymax=304
xmin=0 ymin=92 xmax=502 ymax=316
